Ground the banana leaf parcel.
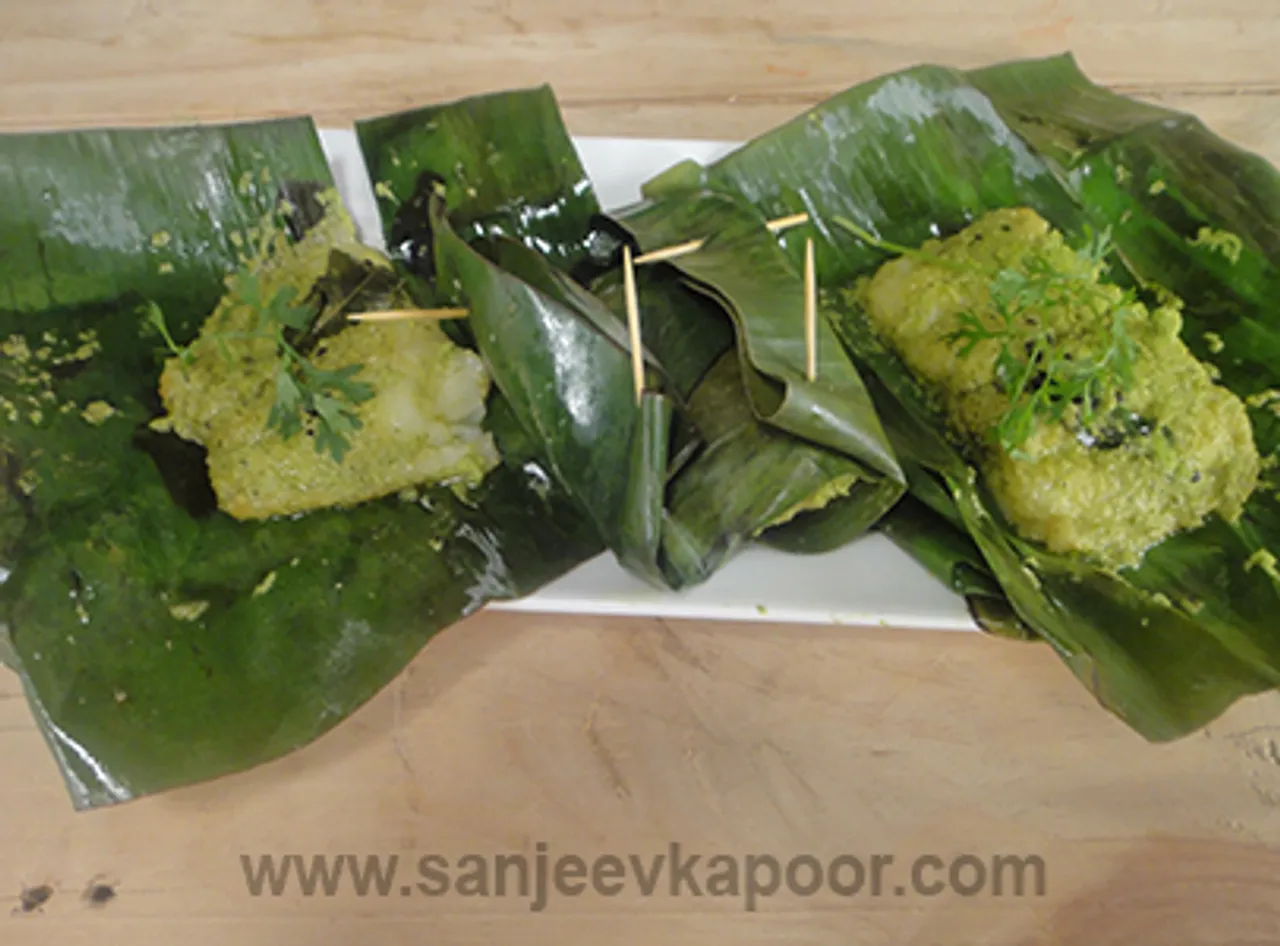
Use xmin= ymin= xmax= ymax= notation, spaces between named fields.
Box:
xmin=0 ymin=114 xmax=600 ymax=809
xmin=615 ymin=53 xmax=1280 ymax=741
xmin=355 ymin=94 xmax=906 ymax=591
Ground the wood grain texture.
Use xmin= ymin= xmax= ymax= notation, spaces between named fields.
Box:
xmin=4 ymin=2 xmax=1280 ymax=943
xmin=5 ymin=611 xmax=1280 ymax=944
xmin=2 ymin=1 xmax=1279 ymax=161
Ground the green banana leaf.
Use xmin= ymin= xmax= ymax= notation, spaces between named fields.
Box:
xmin=0 ymin=116 xmax=600 ymax=809
xmin=355 ymin=86 xmax=602 ymax=278
xmin=608 ymin=191 xmax=907 ymax=555
xmin=428 ymin=196 xmax=675 ymax=578
xmin=360 ymin=92 xmax=909 ymax=590
xmin=637 ymin=53 xmax=1280 ymax=738
xmin=875 ymin=495 xmax=1035 ymax=641
xmin=427 ymin=178 xmax=893 ymax=589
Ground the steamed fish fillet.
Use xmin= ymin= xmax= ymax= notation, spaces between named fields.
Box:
xmin=160 ymin=319 xmax=499 ymax=520
xmin=856 ymin=207 xmax=1259 ymax=569
xmin=154 ymin=191 xmax=500 ymax=520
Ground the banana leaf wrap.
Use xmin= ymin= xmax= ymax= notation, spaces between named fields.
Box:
xmin=632 ymin=53 xmax=1280 ymax=739
xmin=360 ymin=93 xmax=907 ymax=589
xmin=0 ymin=114 xmax=601 ymax=810
xmin=605 ymin=192 xmax=907 ymax=557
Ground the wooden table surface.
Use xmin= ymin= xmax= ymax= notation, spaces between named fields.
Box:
xmin=4 ymin=2 xmax=1280 ymax=944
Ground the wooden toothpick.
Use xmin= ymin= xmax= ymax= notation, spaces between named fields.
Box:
xmin=767 ymin=212 xmax=811 ymax=234
xmin=622 ymin=244 xmax=646 ymax=405
xmin=804 ymin=237 xmax=817 ymax=382
xmin=633 ymin=212 xmax=810 ymax=266
xmin=633 ymin=238 xmax=705 ymax=266
xmin=346 ymin=308 xmax=469 ymax=323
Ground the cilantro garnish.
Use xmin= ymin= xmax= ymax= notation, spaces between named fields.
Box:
xmin=143 ymin=267 xmax=375 ymax=464
xmin=835 ymin=216 xmax=1139 ymax=456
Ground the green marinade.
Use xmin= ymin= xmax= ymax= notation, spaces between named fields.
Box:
xmin=855 ymin=207 xmax=1259 ymax=569
xmin=153 ymin=190 xmax=500 ymax=520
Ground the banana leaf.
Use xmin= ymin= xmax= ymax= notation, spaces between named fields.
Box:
xmin=429 ymin=196 xmax=676 ymax=581
xmin=607 ymin=191 xmax=907 ymax=555
xmin=876 ymin=495 xmax=1035 ymax=641
xmin=633 ymin=53 xmax=1280 ymax=739
xmin=355 ymin=86 xmax=604 ymax=286
xmin=0 ymin=117 xmax=600 ymax=809
xmin=428 ymin=183 xmax=892 ymax=588
xmin=360 ymin=93 xmax=908 ymax=590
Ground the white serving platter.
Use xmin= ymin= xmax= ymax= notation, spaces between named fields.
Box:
xmin=317 ymin=128 xmax=978 ymax=631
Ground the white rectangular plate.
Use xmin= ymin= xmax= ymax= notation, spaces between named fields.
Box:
xmin=318 ymin=128 xmax=978 ymax=631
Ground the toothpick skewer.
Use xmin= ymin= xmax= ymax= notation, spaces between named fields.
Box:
xmin=346 ymin=308 xmax=469 ymax=323
xmin=340 ymin=213 xmax=817 ymax=323
xmin=345 ymin=214 xmax=818 ymax=326
xmin=804 ymin=237 xmax=817 ymax=382
xmin=633 ymin=212 xmax=811 ymax=266
xmin=622 ymin=244 xmax=646 ymax=405
xmin=633 ymin=238 xmax=705 ymax=266
xmin=767 ymin=212 xmax=811 ymax=234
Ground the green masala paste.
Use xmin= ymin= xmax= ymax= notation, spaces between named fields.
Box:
xmin=154 ymin=190 xmax=500 ymax=520
xmin=855 ymin=207 xmax=1259 ymax=569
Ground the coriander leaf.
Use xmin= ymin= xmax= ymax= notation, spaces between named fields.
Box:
xmin=312 ymin=392 xmax=362 ymax=435
xmin=312 ymin=393 xmax=364 ymax=463
xmin=944 ymin=310 xmax=998 ymax=358
xmin=946 ymin=247 xmax=1137 ymax=454
xmin=990 ymin=269 xmax=1029 ymax=313
xmin=265 ymin=286 xmax=316 ymax=331
xmin=308 ymin=363 xmax=375 ymax=405
xmin=266 ymin=365 xmax=305 ymax=441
